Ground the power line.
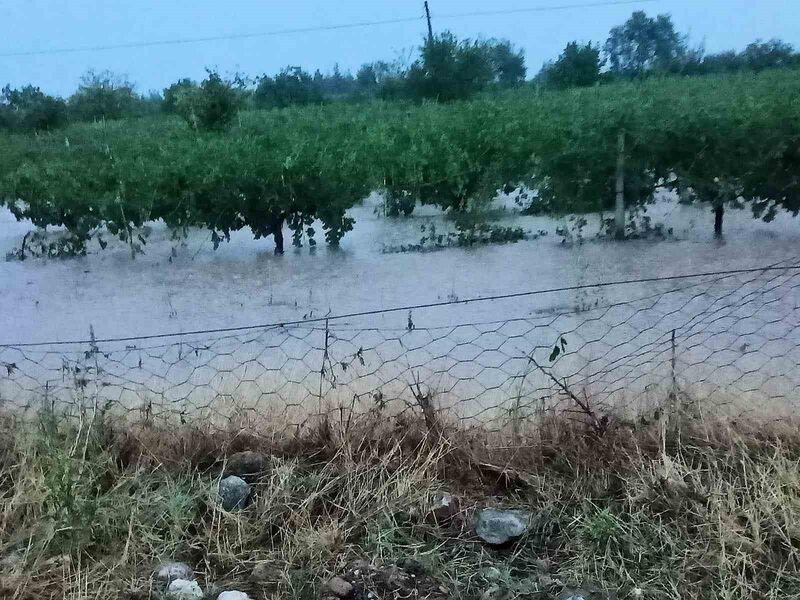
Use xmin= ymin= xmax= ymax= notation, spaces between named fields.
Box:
xmin=436 ymin=0 xmax=658 ymax=20
xmin=0 ymin=16 xmax=425 ymax=58
xmin=0 ymin=0 xmax=658 ymax=58
xmin=1 ymin=263 xmax=796 ymax=349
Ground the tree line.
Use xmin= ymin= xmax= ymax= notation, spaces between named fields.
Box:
xmin=538 ymin=11 xmax=800 ymax=89
xmin=1 ymin=10 xmax=798 ymax=134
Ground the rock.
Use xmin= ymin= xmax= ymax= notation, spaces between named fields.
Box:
xmin=224 ymin=451 xmax=267 ymax=481
xmin=217 ymin=592 xmax=250 ymax=600
xmin=428 ymin=492 xmax=461 ymax=525
xmin=166 ymin=579 xmax=203 ymax=600
xmin=219 ymin=475 xmax=251 ymax=510
xmin=155 ymin=562 xmax=193 ymax=583
xmin=475 ymin=508 xmax=531 ymax=545
xmin=324 ymin=576 xmax=354 ymax=598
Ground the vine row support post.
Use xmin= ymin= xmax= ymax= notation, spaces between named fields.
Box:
xmin=615 ymin=130 xmax=626 ymax=240
xmin=667 ymin=328 xmax=680 ymax=440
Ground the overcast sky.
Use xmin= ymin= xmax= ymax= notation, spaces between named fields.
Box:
xmin=2 ymin=0 xmax=799 ymax=96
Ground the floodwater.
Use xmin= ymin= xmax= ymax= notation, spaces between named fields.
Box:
xmin=2 ymin=193 xmax=798 ymax=342
xmin=1 ymin=193 xmax=799 ymax=425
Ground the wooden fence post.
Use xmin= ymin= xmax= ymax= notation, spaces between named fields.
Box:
xmin=615 ymin=130 xmax=626 ymax=240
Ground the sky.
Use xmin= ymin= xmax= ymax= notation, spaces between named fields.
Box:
xmin=1 ymin=0 xmax=799 ymax=96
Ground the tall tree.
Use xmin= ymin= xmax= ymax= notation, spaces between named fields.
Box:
xmin=485 ymin=40 xmax=526 ymax=85
xmin=538 ymin=42 xmax=602 ymax=88
xmin=604 ymin=11 xmax=687 ymax=77
xmin=404 ymin=32 xmax=524 ymax=102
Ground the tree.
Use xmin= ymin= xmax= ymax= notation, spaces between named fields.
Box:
xmin=175 ymin=71 xmax=241 ymax=131
xmin=698 ymin=50 xmax=741 ymax=74
xmin=538 ymin=42 xmax=602 ymax=89
xmin=0 ymin=85 xmax=67 ymax=131
xmin=356 ymin=61 xmax=408 ymax=100
xmin=163 ymin=78 xmax=196 ymax=114
xmin=485 ymin=40 xmax=526 ymax=86
xmin=605 ymin=12 xmax=687 ymax=77
xmin=254 ymin=67 xmax=323 ymax=109
xmin=687 ymin=40 xmax=799 ymax=76
xmin=312 ymin=64 xmax=357 ymax=97
xmin=356 ymin=64 xmax=378 ymax=89
xmin=741 ymin=39 xmax=798 ymax=72
xmin=68 ymin=70 xmax=140 ymax=121
xmin=405 ymin=32 xmax=495 ymax=102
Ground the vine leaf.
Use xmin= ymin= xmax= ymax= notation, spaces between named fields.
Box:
xmin=549 ymin=336 xmax=568 ymax=362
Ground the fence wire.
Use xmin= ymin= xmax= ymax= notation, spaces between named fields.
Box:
xmin=1 ymin=263 xmax=799 ymax=434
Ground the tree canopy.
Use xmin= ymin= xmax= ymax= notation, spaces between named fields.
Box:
xmin=604 ymin=11 xmax=688 ymax=77
xmin=0 ymin=85 xmax=67 ymax=132
xmin=538 ymin=42 xmax=603 ymax=89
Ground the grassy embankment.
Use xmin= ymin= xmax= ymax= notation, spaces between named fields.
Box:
xmin=0 ymin=404 xmax=798 ymax=600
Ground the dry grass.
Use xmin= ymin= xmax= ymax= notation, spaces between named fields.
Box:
xmin=0 ymin=404 xmax=798 ymax=600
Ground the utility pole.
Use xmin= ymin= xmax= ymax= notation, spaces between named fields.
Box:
xmin=424 ymin=1 xmax=434 ymax=44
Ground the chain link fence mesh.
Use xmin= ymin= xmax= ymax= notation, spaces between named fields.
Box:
xmin=2 ymin=263 xmax=798 ymax=435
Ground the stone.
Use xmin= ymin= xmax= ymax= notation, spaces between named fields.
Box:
xmin=155 ymin=562 xmax=193 ymax=583
xmin=217 ymin=592 xmax=251 ymax=600
xmin=224 ymin=451 xmax=268 ymax=481
xmin=324 ymin=576 xmax=354 ymax=598
xmin=166 ymin=579 xmax=203 ymax=600
xmin=475 ymin=508 xmax=531 ymax=545
xmin=428 ymin=492 xmax=461 ymax=525
xmin=219 ymin=475 xmax=251 ymax=511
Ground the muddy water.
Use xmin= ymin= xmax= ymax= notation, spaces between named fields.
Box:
xmin=2 ymin=194 xmax=798 ymax=342
xmin=1 ymin=194 xmax=799 ymax=423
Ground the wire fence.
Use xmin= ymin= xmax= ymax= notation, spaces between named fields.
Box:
xmin=1 ymin=262 xmax=799 ymax=435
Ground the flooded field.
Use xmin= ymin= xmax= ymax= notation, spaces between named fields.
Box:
xmin=2 ymin=193 xmax=799 ymax=341
xmin=1 ymin=194 xmax=799 ymax=425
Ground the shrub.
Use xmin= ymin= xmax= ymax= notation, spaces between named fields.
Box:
xmin=538 ymin=42 xmax=603 ymax=89
xmin=405 ymin=32 xmax=495 ymax=102
xmin=175 ymin=71 xmax=241 ymax=131
xmin=254 ymin=67 xmax=323 ymax=109
xmin=0 ymin=85 xmax=67 ymax=132
xmin=162 ymin=78 xmax=197 ymax=114
xmin=68 ymin=70 xmax=140 ymax=121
